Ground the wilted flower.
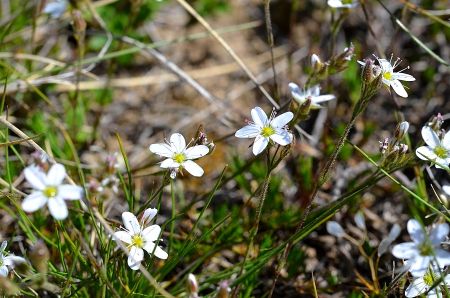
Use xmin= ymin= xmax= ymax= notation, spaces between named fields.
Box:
xmin=405 ymin=265 xmax=450 ymax=297
xmin=416 ymin=126 xmax=450 ymax=169
xmin=149 ymin=133 xmax=209 ymax=179
xmin=113 ymin=209 xmax=168 ymax=270
xmin=235 ymin=107 xmax=293 ymax=156
xmin=392 ymin=219 xmax=450 ymax=277
xmin=0 ymin=241 xmax=26 ymax=277
xmin=22 ymin=163 xmax=83 ymax=220
xmin=289 ymin=83 xmax=336 ymax=109
xmin=327 ymin=0 xmax=359 ymax=9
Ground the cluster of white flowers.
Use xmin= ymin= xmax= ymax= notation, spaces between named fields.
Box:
xmin=392 ymin=219 xmax=450 ymax=297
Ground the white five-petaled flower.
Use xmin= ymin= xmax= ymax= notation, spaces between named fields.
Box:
xmin=289 ymin=83 xmax=336 ymax=109
xmin=149 ymin=133 xmax=209 ymax=179
xmin=327 ymin=0 xmax=359 ymax=9
xmin=405 ymin=265 xmax=450 ymax=298
xmin=0 ymin=241 xmax=26 ymax=277
xmin=416 ymin=126 xmax=450 ymax=169
xmin=113 ymin=209 xmax=168 ymax=270
xmin=358 ymin=55 xmax=415 ymax=98
xmin=235 ymin=107 xmax=293 ymax=156
xmin=43 ymin=0 xmax=68 ymax=18
xmin=22 ymin=163 xmax=83 ymax=220
xmin=392 ymin=219 xmax=450 ymax=277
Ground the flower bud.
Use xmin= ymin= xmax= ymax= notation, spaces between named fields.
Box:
xmin=0 ymin=276 xmax=20 ymax=296
xmin=379 ymin=138 xmax=389 ymax=154
xmin=311 ymin=54 xmax=323 ymax=72
xmin=326 ymin=221 xmax=345 ymax=238
xmin=429 ymin=113 xmax=444 ymax=132
xmin=394 ymin=121 xmax=409 ymax=140
xmin=29 ymin=240 xmax=50 ymax=276
xmin=360 ymin=58 xmax=382 ymax=100
xmin=187 ymin=273 xmax=199 ymax=297
xmin=216 ymin=281 xmax=231 ymax=298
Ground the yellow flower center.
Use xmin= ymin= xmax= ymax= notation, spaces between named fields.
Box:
xmin=131 ymin=235 xmax=144 ymax=248
xmin=419 ymin=242 xmax=433 ymax=256
xmin=173 ymin=153 xmax=186 ymax=164
xmin=434 ymin=146 xmax=448 ymax=158
xmin=261 ymin=126 xmax=275 ymax=138
xmin=383 ymin=71 xmax=393 ymax=81
xmin=342 ymin=0 xmax=353 ymax=3
xmin=43 ymin=186 xmax=58 ymax=198
xmin=423 ymin=270 xmax=438 ymax=286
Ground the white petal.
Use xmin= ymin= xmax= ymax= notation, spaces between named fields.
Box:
xmin=169 ymin=133 xmax=186 ymax=153
xmin=160 ymin=159 xmax=179 ymax=169
xmin=443 ymin=131 xmax=450 ymax=149
xmin=182 ymin=160 xmax=204 ymax=177
xmin=313 ymin=94 xmax=336 ymax=104
xmin=327 ymin=0 xmax=342 ymax=7
xmin=357 ymin=60 xmax=366 ymax=66
xmin=24 ymin=166 xmax=47 ymax=190
xmin=128 ymin=246 xmax=144 ymax=270
xmin=409 ymin=256 xmax=431 ymax=277
xmin=143 ymin=242 xmax=168 ymax=259
xmin=122 ymin=212 xmax=141 ymax=235
xmin=430 ymin=223 xmax=449 ymax=245
xmin=149 ymin=143 xmax=174 ymax=158
xmin=435 ymin=249 xmax=450 ymax=267
xmin=0 ymin=266 xmax=8 ymax=277
xmin=270 ymin=112 xmax=293 ymax=128
xmin=22 ymin=192 xmax=48 ymax=212
xmin=235 ymin=125 xmax=260 ymax=138
xmin=390 ymin=80 xmax=408 ymax=97
xmin=416 ymin=146 xmax=437 ymax=161
xmin=48 ymin=197 xmax=68 ymax=220
xmin=142 ymin=208 xmax=158 ymax=226
xmin=3 ymin=256 xmax=25 ymax=267
xmin=443 ymin=185 xmax=450 ymax=196
xmin=289 ymin=82 xmax=306 ymax=104
xmin=142 ymin=225 xmax=161 ymax=242
xmin=393 ymin=72 xmax=415 ymax=81
xmin=270 ymin=130 xmax=292 ymax=146
xmin=57 ymin=185 xmax=82 ymax=200
xmin=422 ymin=126 xmax=440 ymax=148
xmin=407 ymin=219 xmax=425 ymax=244
xmin=405 ymin=278 xmax=427 ymax=297
xmin=252 ymin=136 xmax=269 ymax=155
xmin=47 ymin=163 xmax=66 ymax=186
xmin=184 ymin=145 xmax=209 ymax=159
xmin=113 ymin=231 xmax=132 ymax=244
xmin=392 ymin=242 xmax=419 ymax=259
xmin=379 ymin=59 xmax=393 ymax=73
xmin=251 ymin=107 xmax=268 ymax=127
xmin=310 ymin=85 xmax=321 ymax=97
xmin=326 ymin=221 xmax=345 ymax=237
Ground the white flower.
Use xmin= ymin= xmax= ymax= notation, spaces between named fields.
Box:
xmin=113 ymin=209 xmax=168 ymax=270
xmin=443 ymin=185 xmax=450 ymax=196
xmin=235 ymin=107 xmax=293 ymax=156
xmin=43 ymin=0 xmax=67 ymax=18
xmin=289 ymin=83 xmax=336 ymax=109
xmin=327 ymin=0 xmax=359 ymax=9
xmin=416 ymin=126 xmax=450 ymax=169
xmin=0 ymin=241 xmax=26 ymax=277
xmin=149 ymin=133 xmax=209 ymax=179
xmin=22 ymin=164 xmax=83 ymax=220
xmin=358 ymin=56 xmax=415 ymax=98
xmin=405 ymin=266 xmax=450 ymax=297
xmin=392 ymin=219 xmax=450 ymax=277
